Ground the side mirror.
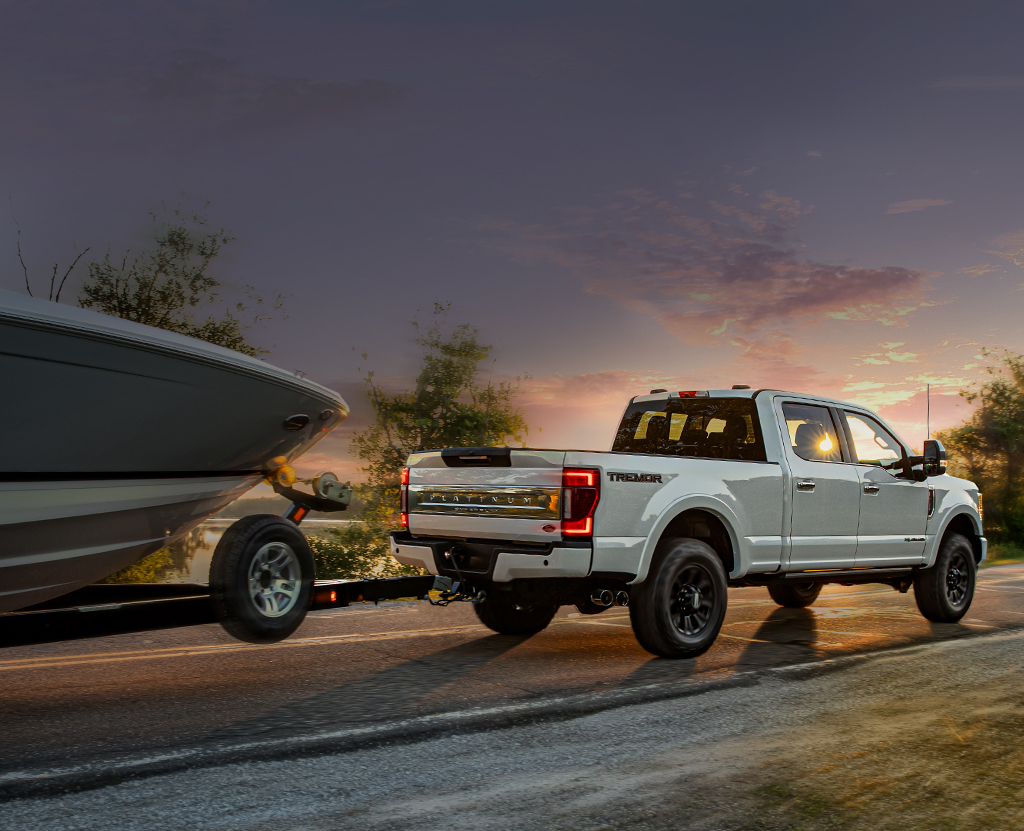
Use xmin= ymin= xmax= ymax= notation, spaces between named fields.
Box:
xmin=899 ymin=452 xmax=927 ymax=482
xmin=923 ymin=439 xmax=947 ymax=477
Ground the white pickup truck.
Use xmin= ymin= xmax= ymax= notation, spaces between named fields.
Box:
xmin=389 ymin=388 xmax=985 ymax=658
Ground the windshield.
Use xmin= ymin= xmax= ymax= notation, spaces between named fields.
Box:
xmin=611 ymin=397 xmax=766 ymax=461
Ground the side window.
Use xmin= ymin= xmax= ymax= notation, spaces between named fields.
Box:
xmin=782 ymin=403 xmax=842 ymax=463
xmin=845 ymin=412 xmax=902 ymax=468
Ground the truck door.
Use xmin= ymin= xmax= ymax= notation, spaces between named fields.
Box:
xmin=840 ymin=410 xmax=928 ymax=566
xmin=779 ymin=402 xmax=860 ymax=569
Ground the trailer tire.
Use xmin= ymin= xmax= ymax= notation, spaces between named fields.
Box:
xmin=210 ymin=515 xmax=314 ymax=644
xmin=767 ymin=581 xmax=822 ymax=608
xmin=474 ymin=593 xmax=558 ymax=635
xmin=914 ymin=533 xmax=976 ymax=623
xmin=630 ymin=537 xmax=727 ymax=659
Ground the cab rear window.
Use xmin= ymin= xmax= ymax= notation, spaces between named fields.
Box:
xmin=611 ymin=398 xmax=767 ymax=461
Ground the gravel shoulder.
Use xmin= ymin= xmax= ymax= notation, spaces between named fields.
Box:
xmin=4 ymin=628 xmax=1023 ymax=831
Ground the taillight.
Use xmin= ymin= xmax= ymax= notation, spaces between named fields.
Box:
xmin=562 ymin=467 xmax=600 ymax=537
xmin=400 ymin=467 xmax=410 ymax=528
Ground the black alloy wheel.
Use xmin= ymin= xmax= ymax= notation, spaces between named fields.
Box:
xmin=629 ymin=537 xmax=728 ymax=659
xmin=671 ymin=564 xmax=716 ymax=635
xmin=913 ymin=532 xmax=976 ymax=623
xmin=944 ymin=551 xmax=971 ymax=606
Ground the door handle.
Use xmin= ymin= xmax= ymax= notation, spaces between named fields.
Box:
xmin=863 ymin=483 xmax=880 ymax=495
xmin=796 ymin=480 xmax=816 ymax=492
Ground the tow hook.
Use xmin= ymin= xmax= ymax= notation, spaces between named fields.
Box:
xmin=428 ymin=575 xmax=484 ymax=606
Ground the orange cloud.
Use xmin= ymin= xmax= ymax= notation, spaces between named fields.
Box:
xmin=990 ymin=231 xmax=1024 ymax=268
xmin=960 ymin=264 xmax=997 ymax=277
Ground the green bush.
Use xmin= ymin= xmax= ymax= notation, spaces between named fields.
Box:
xmin=99 ymin=526 xmax=207 ymax=583
xmin=99 ymin=547 xmax=176 ymax=583
xmin=307 ymin=523 xmax=424 ymax=580
xmin=984 ymin=542 xmax=1024 ymax=566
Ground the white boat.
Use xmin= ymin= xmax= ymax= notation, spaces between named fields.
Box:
xmin=0 ymin=289 xmax=348 ymax=613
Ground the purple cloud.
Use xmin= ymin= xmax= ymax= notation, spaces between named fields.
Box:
xmin=487 ymin=187 xmax=939 ymax=346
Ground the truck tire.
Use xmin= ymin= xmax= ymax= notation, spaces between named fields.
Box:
xmin=629 ymin=538 xmax=727 ymax=659
xmin=474 ymin=593 xmax=558 ymax=635
xmin=913 ymin=533 xmax=976 ymax=623
xmin=767 ymin=581 xmax=822 ymax=608
xmin=210 ymin=515 xmax=315 ymax=644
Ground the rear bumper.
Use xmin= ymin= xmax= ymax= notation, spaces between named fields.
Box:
xmin=390 ymin=534 xmax=439 ymax=574
xmin=389 ymin=531 xmax=592 ymax=582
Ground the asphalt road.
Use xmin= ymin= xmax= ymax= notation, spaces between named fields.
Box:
xmin=2 ymin=565 xmax=1023 ymax=798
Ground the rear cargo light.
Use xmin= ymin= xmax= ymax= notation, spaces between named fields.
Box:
xmin=400 ymin=467 xmax=410 ymax=527
xmin=562 ymin=467 xmax=600 ymax=537
xmin=676 ymin=390 xmax=709 ymax=398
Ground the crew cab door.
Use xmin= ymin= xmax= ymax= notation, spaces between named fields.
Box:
xmin=839 ymin=410 xmax=928 ymax=566
xmin=778 ymin=401 xmax=860 ymax=569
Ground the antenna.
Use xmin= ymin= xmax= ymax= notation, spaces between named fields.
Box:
xmin=926 ymin=384 xmax=930 ymax=439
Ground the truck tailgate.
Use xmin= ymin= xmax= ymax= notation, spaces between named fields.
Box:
xmin=406 ymin=448 xmax=566 ymax=543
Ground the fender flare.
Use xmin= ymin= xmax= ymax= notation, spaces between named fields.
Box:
xmin=925 ymin=508 xmax=985 ymax=567
xmin=630 ymin=494 xmax=745 ymax=584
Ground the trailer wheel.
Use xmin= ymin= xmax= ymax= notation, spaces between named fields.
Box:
xmin=629 ymin=537 xmax=727 ymax=659
xmin=210 ymin=515 xmax=314 ymax=644
xmin=914 ymin=533 xmax=976 ymax=623
xmin=474 ymin=593 xmax=558 ymax=635
xmin=767 ymin=581 xmax=822 ymax=608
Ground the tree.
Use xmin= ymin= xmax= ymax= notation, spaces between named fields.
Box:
xmin=12 ymin=202 xmax=90 ymax=302
xmin=78 ymin=203 xmax=283 ymax=357
xmin=311 ymin=304 xmax=530 ymax=578
xmin=936 ymin=350 xmax=1024 ymax=543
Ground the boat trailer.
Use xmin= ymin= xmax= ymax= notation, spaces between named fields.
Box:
xmin=0 ymin=471 xmax=470 ymax=648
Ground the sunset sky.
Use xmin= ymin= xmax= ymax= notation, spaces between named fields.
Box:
xmin=3 ymin=1 xmax=1024 ymax=481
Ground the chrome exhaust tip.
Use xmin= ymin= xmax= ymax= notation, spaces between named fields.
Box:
xmin=590 ymin=589 xmax=614 ymax=608
xmin=615 ymin=591 xmax=629 ymax=607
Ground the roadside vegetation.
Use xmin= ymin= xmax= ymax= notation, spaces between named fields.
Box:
xmin=18 ymin=200 xmax=284 ymax=356
xmin=980 ymin=542 xmax=1024 ymax=568
xmin=98 ymin=527 xmax=207 ymax=584
xmin=937 ymin=350 xmax=1024 ymax=550
xmin=308 ymin=302 xmax=529 ymax=579
xmin=740 ymin=700 xmax=1024 ymax=830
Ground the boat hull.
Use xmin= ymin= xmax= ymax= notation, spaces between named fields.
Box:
xmin=1 ymin=306 xmax=345 ymax=475
xmin=0 ymin=476 xmax=259 ymax=613
xmin=0 ymin=290 xmax=350 ymax=613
